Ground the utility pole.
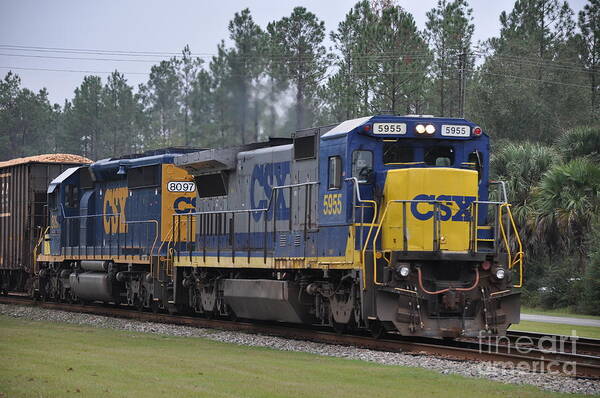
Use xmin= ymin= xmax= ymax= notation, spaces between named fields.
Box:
xmin=458 ymin=48 xmax=467 ymax=118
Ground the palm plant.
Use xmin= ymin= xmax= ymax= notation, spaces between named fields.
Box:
xmin=556 ymin=125 xmax=600 ymax=162
xmin=490 ymin=141 xmax=560 ymax=253
xmin=533 ymin=158 xmax=600 ymax=270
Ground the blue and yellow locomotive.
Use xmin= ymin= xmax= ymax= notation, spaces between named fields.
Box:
xmin=36 ymin=115 xmax=523 ymax=338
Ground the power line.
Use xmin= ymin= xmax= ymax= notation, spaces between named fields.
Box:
xmin=0 ymin=52 xmax=166 ymax=63
xmin=0 ymin=66 xmax=150 ymax=75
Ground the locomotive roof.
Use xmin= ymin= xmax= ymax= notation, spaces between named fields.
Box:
xmin=321 ymin=115 xmax=488 ymax=140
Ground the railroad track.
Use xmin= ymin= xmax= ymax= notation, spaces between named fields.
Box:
xmin=507 ymin=330 xmax=600 ymax=357
xmin=1 ymin=295 xmax=599 ymax=379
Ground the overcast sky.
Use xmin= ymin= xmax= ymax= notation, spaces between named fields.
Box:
xmin=0 ymin=0 xmax=588 ymax=105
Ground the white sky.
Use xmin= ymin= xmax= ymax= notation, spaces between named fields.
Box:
xmin=0 ymin=0 xmax=588 ymax=105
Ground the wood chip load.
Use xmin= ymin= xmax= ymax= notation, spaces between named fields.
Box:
xmin=0 ymin=154 xmax=92 ymax=169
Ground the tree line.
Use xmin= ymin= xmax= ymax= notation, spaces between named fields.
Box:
xmin=1 ymin=0 xmax=597 ymax=160
xmin=0 ymin=0 xmax=599 ymax=312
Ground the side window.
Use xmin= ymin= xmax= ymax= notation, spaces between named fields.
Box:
xmin=352 ymin=150 xmax=373 ymax=183
xmin=65 ymin=184 xmax=78 ymax=208
xmin=328 ymin=156 xmax=342 ymax=190
xmin=424 ymin=146 xmax=454 ymax=166
xmin=48 ymin=191 xmax=58 ymax=210
xmin=383 ymin=143 xmax=413 ymax=164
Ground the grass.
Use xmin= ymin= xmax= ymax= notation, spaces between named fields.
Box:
xmin=0 ymin=316 xmax=586 ymax=398
xmin=510 ymin=320 xmax=600 ymax=339
xmin=521 ymin=306 xmax=600 ymax=321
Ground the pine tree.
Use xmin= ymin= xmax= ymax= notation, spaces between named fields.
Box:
xmin=267 ymin=7 xmax=330 ymax=130
xmin=138 ymin=60 xmax=181 ymax=148
xmin=469 ymin=0 xmax=584 ymax=142
xmin=227 ymin=9 xmax=265 ymax=143
xmin=68 ymin=75 xmax=105 ymax=159
xmin=577 ymin=0 xmax=600 ymax=120
xmin=101 ymin=71 xmax=142 ymax=157
xmin=177 ymin=46 xmax=203 ymax=146
xmin=425 ymin=0 xmax=474 ymax=117
xmin=370 ymin=6 xmax=431 ymax=114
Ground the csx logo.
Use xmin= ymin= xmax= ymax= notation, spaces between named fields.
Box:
xmin=174 ymin=196 xmax=196 ymax=214
xmin=103 ymin=187 xmax=128 ymax=234
xmin=410 ymin=194 xmax=476 ymax=222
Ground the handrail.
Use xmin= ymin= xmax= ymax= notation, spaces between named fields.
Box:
xmin=170 ymin=181 xmax=319 ymax=264
xmin=125 ymin=219 xmax=160 ymax=258
xmin=32 ymin=226 xmax=50 ymax=275
xmin=371 ymin=199 xmax=524 ymax=290
xmin=498 ymin=203 xmax=524 ymax=288
xmin=346 ymin=177 xmax=378 ymax=290
xmin=180 ymin=181 xmax=319 ymax=217
xmin=58 ymin=207 xmax=158 ymax=261
xmin=489 ymin=180 xmax=508 ymax=203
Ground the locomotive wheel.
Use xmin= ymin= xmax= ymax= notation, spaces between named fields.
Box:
xmin=151 ymin=299 xmax=159 ymax=314
xmin=369 ymin=320 xmax=386 ymax=339
xmin=135 ymin=296 xmax=144 ymax=312
xmin=332 ymin=321 xmax=347 ymax=335
xmin=229 ymin=307 xmax=238 ymax=322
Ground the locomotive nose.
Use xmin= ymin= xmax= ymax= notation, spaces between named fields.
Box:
xmin=380 ymin=167 xmax=479 ymax=252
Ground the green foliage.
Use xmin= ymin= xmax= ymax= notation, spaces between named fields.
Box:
xmin=582 ymin=222 xmax=600 ymax=314
xmin=576 ymin=0 xmax=600 ymax=118
xmin=490 ymin=142 xmax=559 ymax=253
xmin=468 ymin=0 xmax=586 ymax=143
xmin=267 ymin=7 xmax=329 ymax=130
xmin=425 ymin=0 xmax=474 ymax=117
xmin=0 ymin=72 xmax=58 ymax=160
xmin=534 ymin=158 xmax=600 ymax=258
xmin=227 ymin=9 xmax=265 ymax=144
xmin=556 ymin=125 xmax=600 ymax=162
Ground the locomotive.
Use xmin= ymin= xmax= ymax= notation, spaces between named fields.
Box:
xmin=17 ymin=115 xmax=523 ymax=339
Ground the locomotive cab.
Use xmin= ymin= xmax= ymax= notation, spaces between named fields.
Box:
xmin=330 ymin=116 xmax=523 ymax=338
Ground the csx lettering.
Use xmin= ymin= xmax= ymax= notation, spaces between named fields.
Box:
xmin=410 ymin=194 xmax=476 ymax=222
xmin=174 ymin=196 xmax=196 ymax=214
xmin=103 ymin=187 xmax=128 ymax=233
xmin=323 ymin=193 xmax=342 ymax=215
xmin=250 ymin=162 xmax=290 ymax=222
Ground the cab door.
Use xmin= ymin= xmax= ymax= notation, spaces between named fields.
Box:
xmin=318 ymin=137 xmax=348 ymax=258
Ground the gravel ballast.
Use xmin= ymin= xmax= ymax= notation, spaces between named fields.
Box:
xmin=1 ymin=303 xmax=599 ymax=395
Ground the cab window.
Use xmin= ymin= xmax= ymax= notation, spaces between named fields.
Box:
xmin=424 ymin=146 xmax=454 ymax=166
xmin=352 ymin=150 xmax=373 ymax=183
xmin=328 ymin=156 xmax=342 ymax=190
xmin=383 ymin=142 xmax=413 ymax=164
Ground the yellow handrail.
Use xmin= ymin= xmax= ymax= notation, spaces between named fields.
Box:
xmin=370 ymin=203 xmax=391 ymax=286
xmin=498 ymin=203 xmax=524 ymax=288
xmin=32 ymin=226 xmax=50 ymax=275
xmin=359 ymin=200 xmax=378 ymax=289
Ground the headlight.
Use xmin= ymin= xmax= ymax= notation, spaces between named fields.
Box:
xmin=495 ymin=268 xmax=505 ymax=280
xmin=399 ymin=265 xmax=410 ymax=277
xmin=425 ymin=124 xmax=436 ymax=134
xmin=415 ymin=124 xmax=426 ymax=134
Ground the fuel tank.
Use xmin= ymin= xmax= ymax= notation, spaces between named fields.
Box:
xmin=69 ymin=272 xmax=117 ymax=302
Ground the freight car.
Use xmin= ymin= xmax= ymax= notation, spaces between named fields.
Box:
xmin=0 ymin=154 xmax=91 ymax=294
